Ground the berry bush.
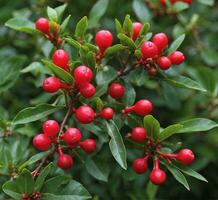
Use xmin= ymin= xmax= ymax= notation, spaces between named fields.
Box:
xmin=1 ymin=0 xmax=218 ymax=199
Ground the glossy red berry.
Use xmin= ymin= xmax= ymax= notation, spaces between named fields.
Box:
xmin=150 ymin=169 xmax=167 ymax=185
xmin=35 ymin=18 xmax=49 ymax=34
xmin=79 ymin=139 xmax=96 ymax=153
xmin=95 ymin=30 xmax=113 ymax=52
xmin=74 ymin=66 xmax=93 ymax=85
xmin=63 ymin=128 xmax=82 ymax=146
xmin=134 ymin=99 xmax=153 ymax=116
xmin=33 ymin=134 xmax=51 ymax=151
xmin=52 ymin=49 xmax=69 ymax=70
xmin=108 ymin=83 xmax=125 ymax=99
xmin=75 ymin=105 xmax=95 ymax=124
xmin=42 ymin=77 xmax=61 ymax=93
xmin=43 ymin=120 xmax=59 ymax=138
xmin=80 ymin=83 xmax=96 ymax=98
xmin=131 ymin=127 xmax=147 ymax=142
xmin=152 ymin=33 xmax=168 ymax=52
xmin=57 ymin=154 xmax=73 ymax=170
xmin=100 ymin=107 xmax=114 ymax=120
xmin=176 ymin=149 xmax=195 ymax=165
xmin=169 ymin=51 xmax=185 ymax=65
xmin=132 ymin=22 xmax=143 ymax=41
xmin=132 ymin=157 xmax=148 ymax=174
xmin=157 ymin=56 xmax=172 ymax=70
xmin=141 ymin=41 xmax=158 ymax=59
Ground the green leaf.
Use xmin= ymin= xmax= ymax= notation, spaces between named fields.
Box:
xmin=2 ymin=181 xmax=21 ymax=200
xmin=173 ymin=163 xmax=208 ymax=182
xmin=42 ymin=59 xmax=74 ymax=84
xmin=143 ymin=115 xmax=160 ymax=140
xmin=115 ymin=19 xmax=123 ymax=34
xmin=75 ymin=16 xmax=88 ymax=40
xmin=198 ymin=0 xmax=214 ymax=6
xmin=35 ymin=163 xmax=53 ymax=191
xmin=158 ymin=124 xmax=184 ymax=142
xmin=5 ymin=17 xmax=39 ymax=34
xmin=165 ymin=164 xmax=190 ymax=190
xmin=85 ymin=157 xmax=109 ymax=182
xmin=55 ymin=4 xmax=67 ymax=22
xmin=104 ymin=44 xmax=127 ymax=57
xmin=178 ymin=118 xmax=218 ymax=133
xmin=47 ymin=6 xmax=58 ymax=22
xmin=94 ymin=84 xmax=108 ymax=97
xmin=117 ymin=33 xmax=136 ymax=51
xmin=122 ymin=81 xmax=136 ymax=106
xmin=133 ymin=0 xmax=151 ymax=22
xmin=167 ymin=34 xmax=186 ymax=54
xmin=146 ymin=181 xmax=158 ymax=200
xmin=162 ymin=75 xmax=207 ymax=92
xmin=21 ymin=61 xmax=51 ymax=74
xmin=173 ymin=2 xmax=189 ymax=12
xmin=96 ymin=66 xmax=117 ymax=85
xmin=64 ymin=37 xmax=81 ymax=49
xmin=13 ymin=104 xmax=64 ymax=125
xmin=123 ymin=14 xmax=133 ymax=36
xmin=60 ymin=15 xmax=71 ymax=33
xmin=89 ymin=0 xmax=109 ymax=28
xmin=105 ymin=120 xmax=127 ymax=170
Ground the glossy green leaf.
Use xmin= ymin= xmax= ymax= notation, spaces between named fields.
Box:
xmin=143 ymin=115 xmax=160 ymax=140
xmin=94 ymin=84 xmax=108 ymax=97
xmin=64 ymin=37 xmax=81 ymax=49
xmin=122 ymin=81 xmax=136 ymax=106
xmin=13 ymin=104 xmax=64 ymax=125
xmin=158 ymin=124 xmax=184 ymax=142
xmin=123 ymin=14 xmax=133 ymax=36
xmin=2 ymin=181 xmax=21 ymax=200
xmin=96 ymin=66 xmax=117 ymax=85
xmin=105 ymin=120 xmax=127 ymax=170
xmin=47 ymin=6 xmax=58 ymax=22
xmin=60 ymin=15 xmax=71 ymax=33
xmin=167 ymin=34 xmax=185 ymax=54
xmin=75 ymin=16 xmax=88 ymax=40
xmin=117 ymin=33 xmax=136 ymax=51
xmin=55 ymin=4 xmax=67 ymax=22
xmin=42 ymin=59 xmax=74 ymax=84
xmin=115 ymin=19 xmax=123 ymax=34
xmin=104 ymin=44 xmax=127 ymax=57
xmin=173 ymin=2 xmax=189 ymax=12
xmin=133 ymin=0 xmax=151 ymax=22
xmin=146 ymin=181 xmax=158 ymax=200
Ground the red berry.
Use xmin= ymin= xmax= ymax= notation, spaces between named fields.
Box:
xmin=132 ymin=22 xmax=143 ymax=41
xmin=131 ymin=127 xmax=147 ymax=142
xmin=108 ymin=83 xmax=125 ymax=99
xmin=169 ymin=51 xmax=185 ymax=65
xmin=95 ymin=30 xmax=113 ymax=52
xmin=33 ymin=134 xmax=51 ymax=151
xmin=132 ymin=157 xmax=148 ymax=174
xmin=152 ymin=33 xmax=168 ymax=53
xmin=79 ymin=139 xmax=96 ymax=153
xmin=141 ymin=41 xmax=158 ymax=59
xmin=80 ymin=83 xmax=96 ymax=98
xmin=52 ymin=49 xmax=69 ymax=70
xmin=100 ymin=107 xmax=114 ymax=120
xmin=75 ymin=105 xmax=95 ymax=124
xmin=57 ymin=154 xmax=73 ymax=170
xmin=74 ymin=66 xmax=93 ymax=85
xmin=42 ymin=77 xmax=61 ymax=93
xmin=35 ymin=18 xmax=49 ymax=34
xmin=150 ymin=169 xmax=167 ymax=185
xmin=43 ymin=120 xmax=59 ymax=138
xmin=134 ymin=99 xmax=153 ymax=116
xmin=157 ymin=56 xmax=172 ymax=70
xmin=176 ymin=149 xmax=195 ymax=165
xmin=63 ymin=128 xmax=82 ymax=146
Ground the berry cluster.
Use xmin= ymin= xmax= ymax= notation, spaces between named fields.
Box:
xmin=128 ymin=127 xmax=195 ymax=185
xmin=22 ymin=192 xmax=41 ymax=200
xmin=33 ymin=120 xmax=96 ymax=170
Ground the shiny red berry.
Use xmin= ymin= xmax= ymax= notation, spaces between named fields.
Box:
xmin=157 ymin=56 xmax=172 ymax=70
xmin=35 ymin=18 xmax=49 ymax=34
xmin=63 ymin=128 xmax=82 ymax=146
xmin=169 ymin=51 xmax=185 ymax=65
xmin=52 ymin=49 xmax=69 ymax=70
xmin=33 ymin=134 xmax=51 ymax=151
xmin=75 ymin=105 xmax=95 ymax=124
xmin=57 ymin=154 xmax=73 ymax=170
xmin=132 ymin=157 xmax=148 ymax=174
xmin=134 ymin=99 xmax=153 ymax=116
xmin=108 ymin=83 xmax=125 ymax=99
xmin=150 ymin=169 xmax=167 ymax=185
xmin=132 ymin=22 xmax=143 ymax=41
xmin=176 ymin=149 xmax=195 ymax=165
xmin=42 ymin=77 xmax=61 ymax=93
xmin=79 ymin=139 xmax=96 ymax=153
xmin=95 ymin=30 xmax=113 ymax=52
xmin=141 ymin=41 xmax=158 ymax=59
xmin=80 ymin=83 xmax=96 ymax=98
xmin=74 ymin=66 xmax=93 ymax=85
xmin=152 ymin=33 xmax=168 ymax=52
xmin=100 ymin=107 xmax=114 ymax=120
xmin=43 ymin=120 xmax=59 ymax=138
xmin=131 ymin=127 xmax=147 ymax=142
